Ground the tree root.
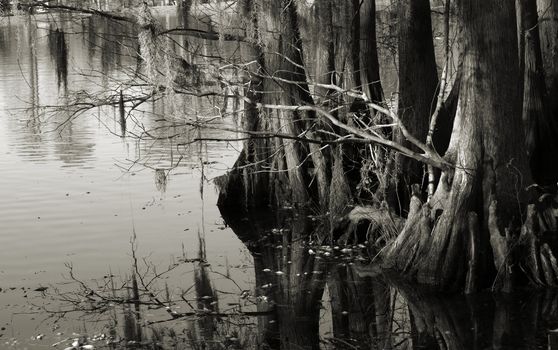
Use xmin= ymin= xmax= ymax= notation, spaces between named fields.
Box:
xmin=339 ymin=184 xmax=558 ymax=293
xmin=488 ymin=200 xmax=513 ymax=293
xmin=465 ymin=212 xmax=479 ymax=294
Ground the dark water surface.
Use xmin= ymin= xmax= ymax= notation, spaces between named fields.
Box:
xmin=0 ymin=5 xmax=557 ymax=350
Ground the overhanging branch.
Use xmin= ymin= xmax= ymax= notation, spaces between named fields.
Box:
xmin=242 ymin=97 xmax=452 ymax=171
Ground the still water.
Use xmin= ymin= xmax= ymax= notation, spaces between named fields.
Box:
xmin=0 ymin=6 xmax=253 ymax=348
xmin=0 ymin=5 xmax=557 ymax=350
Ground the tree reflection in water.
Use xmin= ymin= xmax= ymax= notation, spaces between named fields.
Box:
xmin=47 ymin=25 xmax=68 ymax=92
xmin=219 ymin=205 xmax=558 ymax=350
xmin=41 ymin=206 xmax=558 ymax=349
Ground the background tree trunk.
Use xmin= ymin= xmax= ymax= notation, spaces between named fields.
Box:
xmin=537 ymin=0 xmax=558 ymax=116
xmin=360 ymin=0 xmax=384 ymax=105
xmin=391 ymin=0 xmax=439 ymax=211
xmin=522 ymin=0 xmax=558 ymax=185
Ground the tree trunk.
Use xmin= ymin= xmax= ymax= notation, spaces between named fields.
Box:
xmin=387 ymin=0 xmax=528 ymax=292
xmin=221 ymin=0 xmax=338 ymax=208
xmin=522 ymin=0 xmax=558 ymax=185
xmin=391 ymin=0 xmax=439 ymax=211
xmin=360 ymin=0 xmax=384 ymax=104
xmin=255 ymin=0 xmax=342 ymax=206
xmin=537 ymin=0 xmax=558 ymax=116
xmin=297 ymin=0 xmax=336 ymax=210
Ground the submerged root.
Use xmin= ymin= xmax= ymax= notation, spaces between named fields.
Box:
xmin=520 ymin=205 xmax=544 ymax=286
xmin=465 ymin=212 xmax=479 ymax=293
xmin=375 ymin=183 xmax=558 ymax=292
xmin=333 ymin=204 xmax=403 ymax=250
xmin=383 ymin=185 xmax=424 ymax=269
xmin=488 ymin=200 xmax=514 ymax=292
xmin=516 ymin=201 xmax=558 ymax=288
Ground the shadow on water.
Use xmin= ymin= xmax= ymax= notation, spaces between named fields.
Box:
xmin=218 ymin=206 xmax=558 ymax=350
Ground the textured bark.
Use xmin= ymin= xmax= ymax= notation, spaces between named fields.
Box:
xmin=465 ymin=212 xmax=479 ymax=294
xmin=537 ymin=0 xmax=558 ymax=115
xmin=222 ymin=0 xmax=335 ymax=208
xmin=540 ymin=247 xmax=557 ymax=285
xmin=519 ymin=205 xmax=544 ymax=286
xmin=394 ymin=0 xmax=439 ymax=198
xmin=518 ymin=0 xmax=526 ymax=85
xmin=541 ymin=243 xmax=558 ymax=284
xmin=330 ymin=1 xmax=361 ymax=96
xmin=230 ymin=0 xmax=387 ymax=212
xmin=387 ymin=0 xmax=528 ymax=291
xmin=299 ymin=0 xmax=335 ymax=210
xmin=220 ymin=0 xmax=556 ymax=296
xmin=434 ymin=58 xmax=462 ymax=157
xmin=488 ymin=201 xmax=513 ymax=292
xmin=300 ymin=0 xmax=385 ymax=211
xmin=384 ymin=185 xmax=424 ymax=271
xmin=522 ymin=0 xmax=547 ymax=148
xmin=359 ymin=0 xmax=384 ymax=104
xmin=257 ymin=0 xmax=313 ymax=204
xmin=328 ymin=148 xmax=353 ymax=226
xmin=521 ymin=0 xmax=558 ymax=185
xmin=216 ymin=1 xmax=270 ymax=208
xmin=297 ymin=4 xmax=344 ymax=212
xmin=310 ymin=0 xmax=335 ymax=97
